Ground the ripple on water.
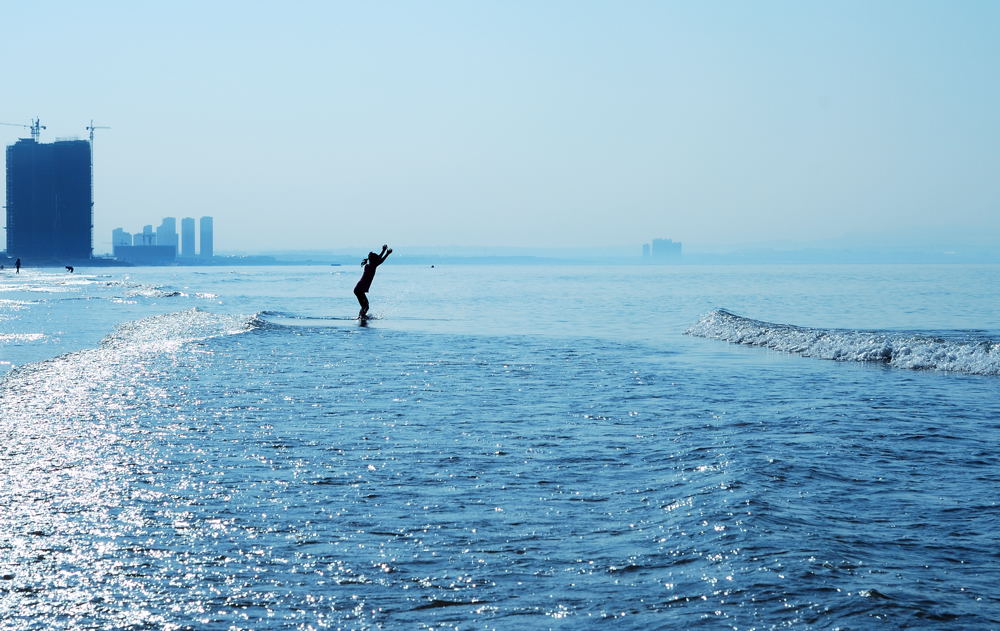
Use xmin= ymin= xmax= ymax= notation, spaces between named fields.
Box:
xmin=1 ymin=316 xmax=998 ymax=629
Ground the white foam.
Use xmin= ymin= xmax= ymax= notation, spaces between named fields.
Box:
xmin=0 ymin=333 xmax=45 ymax=343
xmin=686 ymin=309 xmax=1000 ymax=376
xmin=99 ymin=308 xmax=258 ymax=352
xmin=101 ymin=279 xmax=184 ymax=298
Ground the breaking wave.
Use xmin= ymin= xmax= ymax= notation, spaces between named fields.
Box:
xmin=100 ymin=279 xmax=185 ymax=298
xmin=3 ymin=309 xmax=261 ymax=396
xmin=0 ymin=333 xmax=45 ymax=343
xmin=0 ymin=309 xmax=257 ymax=438
xmin=686 ymin=309 xmax=1000 ymax=376
xmin=100 ymin=308 xmax=260 ymax=351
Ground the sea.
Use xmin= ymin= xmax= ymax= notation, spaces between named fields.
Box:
xmin=1 ymin=263 xmax=998 ymax=630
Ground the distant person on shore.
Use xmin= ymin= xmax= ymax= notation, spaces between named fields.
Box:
xmin=354 ymin=244 xmax=392 ymax=319
xmin=14 ymin=258 xmax=21 ymax=274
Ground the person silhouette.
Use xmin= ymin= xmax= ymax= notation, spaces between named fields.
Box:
xmin=354 ymin=245 xmax=392 ymax=319
xmin=14 ymin=258 xmax=21 ymax=274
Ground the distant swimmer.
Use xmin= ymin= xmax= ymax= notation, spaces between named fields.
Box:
xmin=354 ymin=244 xmax=392 ymax=319
xmin=14 ymin=258 xmax=21 ymax=274
xmin=65 ymin=266 xmax=74 ymax=273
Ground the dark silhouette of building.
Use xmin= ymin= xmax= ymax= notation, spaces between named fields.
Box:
xmin=6 ymin=138 xmax=92 ymax=260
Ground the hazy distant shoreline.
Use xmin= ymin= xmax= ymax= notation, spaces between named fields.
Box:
xmin=227 ymin=247 xmax=1000 ymax=266
xmin=3 ymin=247 xmax=997 ymax=269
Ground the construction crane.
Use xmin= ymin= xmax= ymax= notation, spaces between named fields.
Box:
xmin=0 ymin=117 xmax=46 ymax=142
xmin=86 ymin=119 xmax=110 ymax=144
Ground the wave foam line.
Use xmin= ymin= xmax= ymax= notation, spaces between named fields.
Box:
xmin=100 ymin=308 xmax=260 ymax=351
xmin=0 ymin=333 xmax=45 ymax=343
xmin=686 ymin=309 xmax=1000 ymax=376
xmin=2 ymin=309 xmax=263 ymax=420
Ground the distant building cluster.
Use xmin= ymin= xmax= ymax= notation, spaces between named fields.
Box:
xmin=2 ymin=124 xmax=216 ymax=268
xmin=642 ymin=238 xmax=682 ymax=261
xmin=113 ymin=216 xmax=213 ymax=264
xmin=5 ymin=136 xmax=92 ymax=262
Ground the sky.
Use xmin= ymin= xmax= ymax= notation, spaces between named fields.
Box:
xmin=2 ymin=0 xmax=998 ymax=254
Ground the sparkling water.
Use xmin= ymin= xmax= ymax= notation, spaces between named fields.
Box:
xmin=1 ymin=264 xmax=998 ymax=629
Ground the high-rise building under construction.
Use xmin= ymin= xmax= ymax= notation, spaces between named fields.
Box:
xmin=5 ymin=137 xmax=92 ymax=260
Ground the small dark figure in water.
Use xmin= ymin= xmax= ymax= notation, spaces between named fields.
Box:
xmin=14 ymin=258 xmax=21 ymax=274
xmin=354 ymin=244 xmax=392 ymax=319
xmin=65 ymin=266 xmax=74 ymax=273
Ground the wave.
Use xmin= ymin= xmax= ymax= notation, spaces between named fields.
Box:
xmin=252 ymin=310 xmax=362 ymax=330
xmin=100 ymin=308 xmax=260 ymax=351
xmin=101 ymin=279 xmax=185 ymax=298
xmin=4 ymin=308 xmax=259 ymax=380
xmin=0 ymin=298 xmax=38 ymax=307
xmin=1 ymin=284 xmax=78 ymax=294
xmin=126 ymin=288 xmax=184 ymax=298
xmin=1 ymin=309 xmax=261 ymax=426
xmin=258 ymin=310 xmax=355 ymax=321
xmin=0 ymin=333 xmax=45 ymax=343
xmin=686 ymin=309 xmax=1000 ymax=376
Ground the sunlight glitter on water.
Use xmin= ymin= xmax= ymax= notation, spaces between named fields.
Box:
xmin=1 ymin=266 xmax=999 ymax=629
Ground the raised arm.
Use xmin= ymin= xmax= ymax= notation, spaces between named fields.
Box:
xmin=378 ymin=245 xmax=393 ymax=263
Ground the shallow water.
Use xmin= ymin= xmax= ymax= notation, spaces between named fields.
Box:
xmin=1 ymin=264 xmax=999 ymax=629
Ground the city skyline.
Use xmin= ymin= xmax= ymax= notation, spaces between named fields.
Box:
xmin=1 ymin=2 xmax=998 ymax=255
xmin=112 ymin=215 xmax=215 ymax=262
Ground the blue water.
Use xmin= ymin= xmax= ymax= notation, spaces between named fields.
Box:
xmin=1 ymin=264 xmax=999 ymax=629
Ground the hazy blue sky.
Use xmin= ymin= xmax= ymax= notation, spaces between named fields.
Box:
xmin=2 ymin=1 xmax=997 ymax=253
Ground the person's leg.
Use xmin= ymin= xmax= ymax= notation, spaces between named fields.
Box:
xmin=355 ymin=287 xmax=369 ymax=318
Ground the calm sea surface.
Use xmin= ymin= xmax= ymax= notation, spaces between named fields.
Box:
xmin=1 ymin=263 xmax=998 ymax=629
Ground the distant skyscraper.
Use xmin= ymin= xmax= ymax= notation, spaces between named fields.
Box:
xmin=5 ymin=137 xmax=92 ymax=260
xmin=199 ymin=216 xmax=213 ymax=258
xmin=180 ymin=217 xmax=196 ymax=257
xmin=134 ymin=225 xmax=155 ymax=246
xmin=651 ymin=238 xmax=682 ymax=260
xmin=115 ymin=222 xmax=175 ymax=264
xmin=112 ymin=228 xmax=132 ymax=246
xmin=156 ymin=217 xmax=178 ymax=251
xmin=642 ymin=243 xmax=650 ymax=258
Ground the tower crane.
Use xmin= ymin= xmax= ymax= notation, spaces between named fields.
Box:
xmin=86 ymin=120 xmax=110 ymax=144
xmin=0 ymin=117 xmax=46 ymax=141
